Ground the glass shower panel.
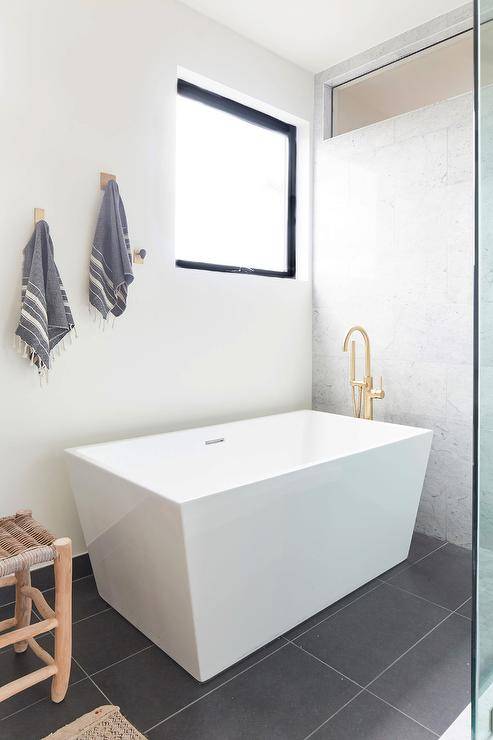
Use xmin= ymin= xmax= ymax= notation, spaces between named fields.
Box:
xmin=475 ymin=2 xmax=493 ymax=737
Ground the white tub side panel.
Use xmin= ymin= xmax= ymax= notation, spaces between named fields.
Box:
xmin=182 ymin=432 xmax=432 ymax=680
xmin=66 ymin=456 xmax=201 ymax=677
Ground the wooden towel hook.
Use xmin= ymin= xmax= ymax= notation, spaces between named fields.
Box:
xmin=34 ymin=208 xmax=45 ymax=225
xmin=100 ymin=172 xmax=117 ymax=190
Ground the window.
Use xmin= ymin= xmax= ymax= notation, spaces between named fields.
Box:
xmin=332 ymin=30 xmax=473 ymax=137
xmin=175 ymin=80 xmax=296 ymax=278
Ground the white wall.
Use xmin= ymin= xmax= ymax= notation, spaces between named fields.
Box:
xmin=0 ymin=0 xmax=313 ymax=554
xmin=312 ymin=93 xmax=474 ymax=547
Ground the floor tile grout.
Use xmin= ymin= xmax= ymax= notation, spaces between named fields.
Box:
xmin=71 ymin=655 xmax=114 ymax=705
xmin=288 ymin=607 xmax=461 ymax=729
xmin=0 ymin=695 xmax=50 ymax=724
xmin=454 ymin=597 xmax=472 ymax=620
xmin=0 ymin=634 xmax=147 ymax=725
xmin=0 ymin=663 xmax=94 ymax=723
xmin=291 ymin=544 xmax=462 ymax=646
xmin=378 ymin=541 xmax=449 ymax=584
xmin=0 ymin=572 xmax=95 ymax=611
xmin=144 ymin=642 xmax=290 ymax=734
xmin=381 ymin=579 xmax=455 ymax=613
xmin=364 ymin=687 xmax=440 ymax=737
xmin=288 ymin=582 xmax=384 ymax=641
xmin=364 ymin=611 xmax=455 ymax=690
xmin=286 ymin=639 xmax=365 ymax=689
xmin=288 ymin=627 xmax=446 ymax=738
xmin=72 ymin=607 xmax=112 ymax=626
xmin=454 ymin=611 xmax=471 ymax=622
xmin=89 ymin=645 xmax=154 ymax=678
xmin=302 ymin=689 xmax=366 ymax=740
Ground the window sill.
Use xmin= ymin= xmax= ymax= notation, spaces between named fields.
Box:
xmin=175 ymin=260 xmax=296 ymax=279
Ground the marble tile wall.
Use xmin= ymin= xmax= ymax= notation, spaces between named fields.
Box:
xmin=312 ymin=92 xmax=474 ymax=546
xmin=480 ymin=85 xmax=493 ymax=551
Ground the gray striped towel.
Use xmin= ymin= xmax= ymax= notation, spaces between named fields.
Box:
xmin=14 ymin=220 xmax=76 ymax=378
xmin=90 ymin=179 xmax=134 ymax=320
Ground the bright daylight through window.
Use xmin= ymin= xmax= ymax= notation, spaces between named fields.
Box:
xmin=175 ymin=80 xmax=296 ymax=277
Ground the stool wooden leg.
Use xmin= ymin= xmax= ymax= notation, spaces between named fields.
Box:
xmin=14 ymin=567 xmax=32 ymax=654
xmin=51 ymin=537 xmax=72 ymax=703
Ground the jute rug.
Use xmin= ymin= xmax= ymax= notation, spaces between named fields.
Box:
xmin=43 ymin=705 xmax=146 ymax=739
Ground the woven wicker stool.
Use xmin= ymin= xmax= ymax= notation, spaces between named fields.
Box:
xmin=0 ymin=510 xmax=72 ymax=704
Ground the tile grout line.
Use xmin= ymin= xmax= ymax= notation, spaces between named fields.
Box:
xmin=302 ymin=689 xmax=367 ymax=740
xmin=288 ymin=582 xmax=384 ymax=641
xmin=72 ymin=607 xmax=112 ymax=626
xmin=289 ymin=595 xmax=465 ymax=734
xmin=0 ymin=661 xmax=99 ymax=724
xmin=381 ymin=580 xmax=455 ymax=613
xmin=455 ymin=597 xmax=471 ymax=612
xmin=0 ymin=634 xmax=152 ymax=724
xmin=0 ymin=695 xmax=51 ymax=724
xmin=454 ymin=611 xmax=471 ymax=622
xmin=364 ymin=610 xmax=455 ymax=690
xmin=0 ymin=652 xmax=148 ymax=722
xmin=288 ymin=639 xmax=440 ymax=736
xmin=293 ymin=541 xmax=455 ymax=646
xmin=89 ymin=645 xmax=154 ymax=678
xmin=0 ymin=572 xmax=95 ymax=611
xmin=144 ymin=642 xmax=290 ymax=734
xmin=453 ymin=597 xmax=472 ymax=620
xmin=378 ymin=541 xmax=449 ymax=584
xmin=364 ymin=688 xmax=440 ymax=737
xmin=71 ymin=655 xmax=114 ymax=705
xmin=286 ymin=639 xmax=365 ymax=689
xmin=33 ymin=605 xmax=112 ymax=627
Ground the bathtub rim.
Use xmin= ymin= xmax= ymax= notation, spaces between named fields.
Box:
xmin=65 ymin=409 xmax=433 ymax=505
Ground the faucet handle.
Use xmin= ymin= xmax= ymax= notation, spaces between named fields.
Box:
xmin=372 ymin=376 xmax=385 ymax=400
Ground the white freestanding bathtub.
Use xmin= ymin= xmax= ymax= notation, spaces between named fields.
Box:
xmin=65 ymin=410 xmax=432 ymax=682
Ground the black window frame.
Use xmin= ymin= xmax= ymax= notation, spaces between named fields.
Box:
xmin=175 ymin=79 xmax=297 ymax=279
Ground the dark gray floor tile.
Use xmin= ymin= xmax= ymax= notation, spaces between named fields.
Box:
xmin=72 ymin=553 xmax=93 ymax=581
xmin=0 ymin=605 xmax=39 ymax=656
xmin=0 ymin=679 xmax=107 ymax=740
xmin=41 ymin=576 xmax=108 ymax=623
xmin=72 ymin=608 xmax=150 ymax=675
xmin=387 ymin=544 xmax=472 ymax=610
xmin=284 ymin=581 xmax=382 ymax=640
xmin=0 ymin=584 xmax=15 ymax=608
xmin=379 ymin=533 xmax=446 ymax=582
xmin=295 ymin=584 xmax=448 ymax=686
xmin=95 ymin=638 xmax=285 ymax=731
xmin=29 ymin=564 xmax=55 ymax=594
xmin=310 ymin=690 xmax=435 ymax=739
xmin=408 ymin=532 xmax=444 ymax=563
xmin=0 ymin=634 xmax=84 ymax=720
xmin=378 ymin=561 xmax=413 ymax=582
xmin=0 ymin=554 xmax=92 ymax=609
xmin=370 ymin=614 xmax=471 ymax=735
xmin=147 ymin=644 xmax=359 ymax=739
xmin=456 ymin=598 xmax=472 ymax=619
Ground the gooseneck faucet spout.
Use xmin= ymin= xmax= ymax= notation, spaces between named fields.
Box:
xmin=343 ymin=325 xmax=371 ymax=378
xmin=342 ymin=326 xmax=384 ymax=421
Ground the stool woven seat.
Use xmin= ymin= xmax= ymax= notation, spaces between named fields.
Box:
xmin=0 ymin=511 xmax=56 ymax=578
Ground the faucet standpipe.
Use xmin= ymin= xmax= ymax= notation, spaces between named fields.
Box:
xmin=342 ymin=327 xmax=385 ymax=420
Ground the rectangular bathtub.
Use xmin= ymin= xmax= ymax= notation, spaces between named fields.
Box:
xmin=65 ymin=410 xmax=432 ymax=682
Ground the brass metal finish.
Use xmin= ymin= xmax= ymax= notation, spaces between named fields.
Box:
xmin=34 ymin=208 xmax=45 ymax=225
xmin=100 ymin=172 xmax=116 ymax=190
xmin=342 ymin=326 xmax=385 ymax=420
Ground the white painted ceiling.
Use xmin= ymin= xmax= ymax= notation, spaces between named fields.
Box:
xmin=179 ymin=0 xmax=467 ymax=72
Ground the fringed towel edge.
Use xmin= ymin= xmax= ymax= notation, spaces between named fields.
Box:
xmin=13 ymin=327 xmax=78 ymax=387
